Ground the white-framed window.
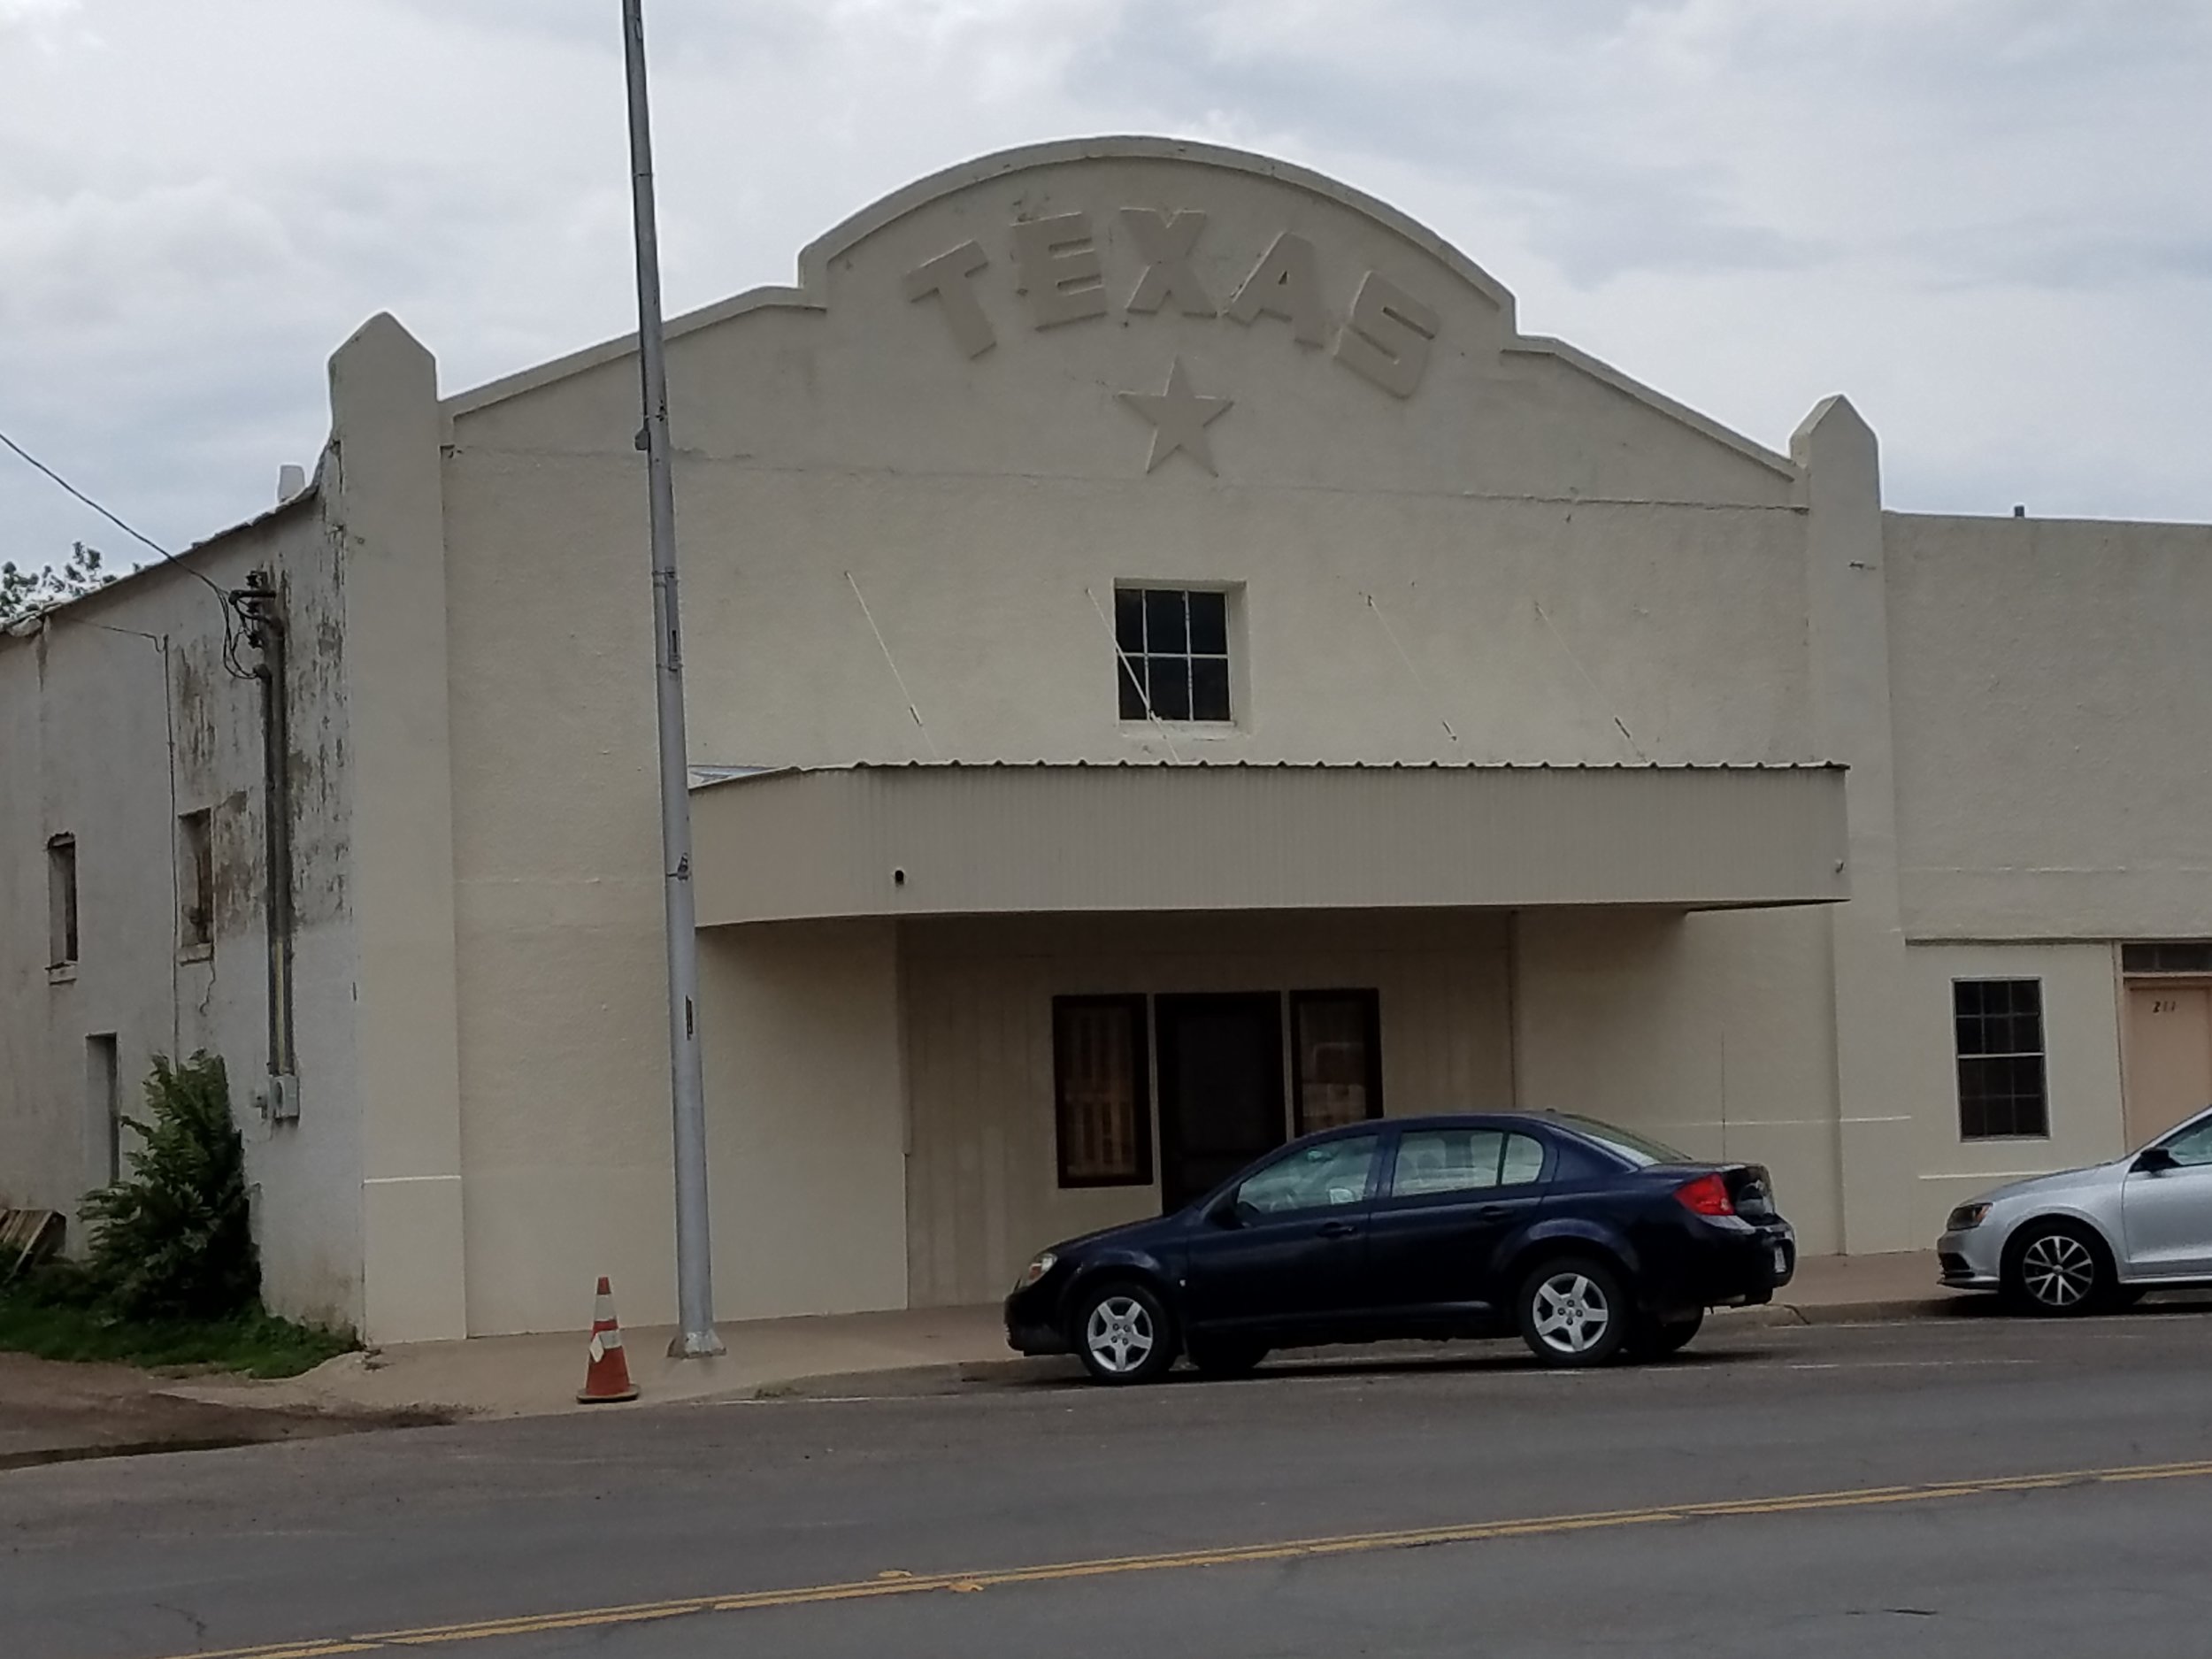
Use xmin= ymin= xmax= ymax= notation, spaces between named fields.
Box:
xmin=1954 ymin=978 xmax=2049 ymax=1140
xmin=1114 ymin=587 xmax=1232 ymax=723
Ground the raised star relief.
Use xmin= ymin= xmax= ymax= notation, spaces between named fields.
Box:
xmin=1117 ymin=357 xmax=1233 ymax=475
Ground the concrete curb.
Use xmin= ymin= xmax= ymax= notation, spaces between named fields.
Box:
xmin=1720 ymin=1295 xmax=1970 ymax=1329
xmin=743 ymin=1295 xmax=1982 ymax=1400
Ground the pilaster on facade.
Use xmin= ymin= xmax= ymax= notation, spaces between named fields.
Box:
xmin=1795 ymin=396 xmax=1915 ymax=1253
xmin=329 ymin=313 xmax=470 ymax=1341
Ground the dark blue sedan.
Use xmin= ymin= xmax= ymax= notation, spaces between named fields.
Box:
xmin=1005 ymin=1111 xmax=1796 ymax=1382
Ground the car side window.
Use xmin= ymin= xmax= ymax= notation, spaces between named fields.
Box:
xmin=1236 ymin=1134 xmax=1380 ymax=1217
xmin=1390 ymin=1129 xmax=1548 ymax=1198
xmin=2160 ymin=1120 xmax=2212 ymax=1167
xmin=1500 ymin=1132 xmax=1547 ymax=1187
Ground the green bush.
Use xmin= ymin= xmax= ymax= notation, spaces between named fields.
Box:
xmin=80 ymin=1052 xmax=260 ymax=1321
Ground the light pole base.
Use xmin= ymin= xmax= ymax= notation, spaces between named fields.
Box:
xmin=668 ymin=1326 xmax=726 ymax=1359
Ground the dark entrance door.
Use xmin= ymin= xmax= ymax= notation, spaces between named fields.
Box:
xmin=1156 ymin=993 xmax=1286 ymax=1212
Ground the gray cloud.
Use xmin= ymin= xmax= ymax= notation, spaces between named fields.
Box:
xmin=3 ymin=0 xmax=2208 ymax=568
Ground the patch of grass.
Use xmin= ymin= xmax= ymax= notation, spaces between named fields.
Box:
xmin=0 ymin=1266 xmax=355 ymax=1379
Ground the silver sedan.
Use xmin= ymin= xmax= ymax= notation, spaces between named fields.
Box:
xmin=1938 ymin=1104 xmax=2212 ymax=1314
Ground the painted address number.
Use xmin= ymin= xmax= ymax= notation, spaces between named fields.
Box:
xmin=2153 ymin=998 xmax=2179 ymax=1014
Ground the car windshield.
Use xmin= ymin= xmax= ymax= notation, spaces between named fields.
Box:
xmin=1550 ymin=1113 xmax=1694 ymax=1168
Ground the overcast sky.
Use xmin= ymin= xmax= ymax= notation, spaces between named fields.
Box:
xmin=4 ymin=0 xmax=2209 ymax=572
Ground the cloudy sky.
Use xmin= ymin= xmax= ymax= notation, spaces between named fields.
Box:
xmin=4 ymin=0 xmax=2208 ymax=572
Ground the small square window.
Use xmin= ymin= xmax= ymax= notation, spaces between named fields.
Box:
xmin=1954 ymin=978 xmax=2049 ymax=1140
xmin=1112 ymin=587 xmax=1233 ymax=725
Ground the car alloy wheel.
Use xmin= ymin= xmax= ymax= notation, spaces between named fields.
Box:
xmin=2016 ymin=1229 xmax=2101 ymax=1313
xmin=1074 ymin=1283 xmax=1177 ymax=1384
xmin=1532 ymin=1272 xmax=1611 ymax=1354
xmin=1517 ymin=1257 xmax=1631 ymax=1367
xmin=1086 ymin=1296 xmax=1154 ymax=1373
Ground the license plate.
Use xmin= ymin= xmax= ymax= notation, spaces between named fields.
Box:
xmin=1772 ymin=1245 xmax=1789 ymax=1275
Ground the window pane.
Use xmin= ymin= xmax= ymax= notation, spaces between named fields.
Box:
xmin=1955 ymin=977 xmax=2049 ymax=1141
xmin=1500 ymin=1133 xmax=1546 ymax=1187
xmin=1055 ymin=999 xmax=1151 ymax=1185
xmin=2162 ymin=1119 xmax=2212 ymax=1166
xmin=1147 ymin=656 xmax=1192 ymax=720
xmin=1114 ymin=587 xmax=1145 ymax=653
xmin=1191 ymin=657 xmax=1232 ymax=723
xmin=1394 ymin=1129 xmax=1502 ymax=1197
xmin=2126 ymin=942 xmax=2212 ymax=975
xmin=1188 ymin=589 xmax=1228 ymax=654
xmin=1294 ymin=993 xmax=1379 ymax=1133
xmin=1143 ymin=588 xmax=1187 ymax=653
xmin=1236 ymin=1134 xmax=1379 ymax=1216
xmin=1118 ymin=654 xmax=1148 ymax=720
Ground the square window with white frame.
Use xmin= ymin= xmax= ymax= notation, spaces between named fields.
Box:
xmin=1954 ymin=978 xmax=2050 ymax=1141
xmin=1115 ymin=587 xmax=1232 ymax=724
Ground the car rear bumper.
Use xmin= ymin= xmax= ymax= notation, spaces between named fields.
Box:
xmin=1646 ymin=1220 xmax=1795 ymax=1315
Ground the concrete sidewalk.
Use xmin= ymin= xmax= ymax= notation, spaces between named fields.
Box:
xmin=159 ymin=1250 xmax=1959 ymax=1423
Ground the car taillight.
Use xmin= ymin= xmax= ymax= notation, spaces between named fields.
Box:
xmin=1675 ymin=1173 xmax=1735 ymax=1217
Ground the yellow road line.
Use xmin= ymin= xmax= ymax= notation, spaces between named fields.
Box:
xmin=141 ymin=1456 xmax=2212 ymax=1659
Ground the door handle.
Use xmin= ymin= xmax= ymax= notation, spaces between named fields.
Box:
xmin=1317 ymin=1219 xmax=1358 ymax=1240
xmin=1479 ymin=1205 xmax=1514 ymax=1222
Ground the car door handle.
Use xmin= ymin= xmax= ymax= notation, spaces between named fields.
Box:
xmin=1479 ymin=1205 xmax=1515 ymax=1222
xmin=1317 ymin=1220 xmax=1358 ymax=1240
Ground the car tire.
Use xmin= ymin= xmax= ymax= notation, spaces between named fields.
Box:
xmin=1072 ymin=1280 xmax=1179 ymax=1384
xmin=1635 ymin=1310 xmax=1704 ymax=1360
xmin=1186 ymin=1338 xmax=1269 ymax=1379
xmin=2002 ymin=1220 xmax=2115 ymax=1317
xmin=1517 ymin=1256 xmax=1632 ymax=1367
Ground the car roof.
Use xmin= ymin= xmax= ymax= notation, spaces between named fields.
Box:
xmin=1297 ymin=1111 xmax=1569 ymax=1141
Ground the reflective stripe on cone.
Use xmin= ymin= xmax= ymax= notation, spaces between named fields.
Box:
xmin=577 ymin=1274 xmax=640 ymax=1404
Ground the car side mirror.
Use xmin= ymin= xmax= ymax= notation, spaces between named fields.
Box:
xmin=2135 ymin=1146 xmax=2177 ymax=1174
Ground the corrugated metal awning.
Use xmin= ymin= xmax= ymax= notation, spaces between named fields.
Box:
xmin=690 ymin=762 xmax=1849 ymax=926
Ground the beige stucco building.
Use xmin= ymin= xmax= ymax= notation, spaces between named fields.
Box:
xmin=6 ymin=138 xmax=2211 ymax=1343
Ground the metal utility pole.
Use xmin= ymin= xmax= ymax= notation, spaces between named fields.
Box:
xmin=622 ymin=0 xmax=722 ymax=1358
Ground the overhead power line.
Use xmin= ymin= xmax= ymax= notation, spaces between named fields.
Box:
xmin=0 ymin=425 xmax=228 ymax=602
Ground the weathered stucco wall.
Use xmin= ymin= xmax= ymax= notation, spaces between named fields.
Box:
xmin=432 ymin=142 xmax=1820 ymax=1332
xmin=15 ymin=138 xmax=2212 ymax=1337
xmin=1513 ymin=907 xmax=1846 ymax=1256
xmin=1888 ymin=512 xmax=2212 ymax=941
xmin=1899 ymin=941 xmax=2128 ymax=1239
xmin=0 ymin=497 xmax=364 ymax=1329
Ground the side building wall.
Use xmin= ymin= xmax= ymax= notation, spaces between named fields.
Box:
xmin=0 ymin=495 xmax=365 ymax=1329
xmin=1883 ymin=511 xmax=2212 ymax=1233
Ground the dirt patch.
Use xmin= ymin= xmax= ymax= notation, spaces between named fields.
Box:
xmin=0 ymin=1352 xmax=447 ymax=1471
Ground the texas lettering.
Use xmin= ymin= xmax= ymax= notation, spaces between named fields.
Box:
xmin=902 ymin=208 xmax=1443 ymax=400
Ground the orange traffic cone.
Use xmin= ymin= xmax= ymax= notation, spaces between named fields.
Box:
xmin=576 ymin=1276 xmax=640 ymax=1404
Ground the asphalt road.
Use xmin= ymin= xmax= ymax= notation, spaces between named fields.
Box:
xmin=4 ymin=1307 xmax=2212 ymax=1659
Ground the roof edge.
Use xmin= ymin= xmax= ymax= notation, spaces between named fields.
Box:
xmin=1 ymin=453 xmax=326 ymax=645
xmin=443 ymin=133 xmax=1525 ymax=423
xmin=692 ymin=758 xmax=1847 ymax=791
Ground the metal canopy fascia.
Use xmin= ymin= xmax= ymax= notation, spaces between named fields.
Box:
xmin=691 ymin=763 xmax=1849 ymax=926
